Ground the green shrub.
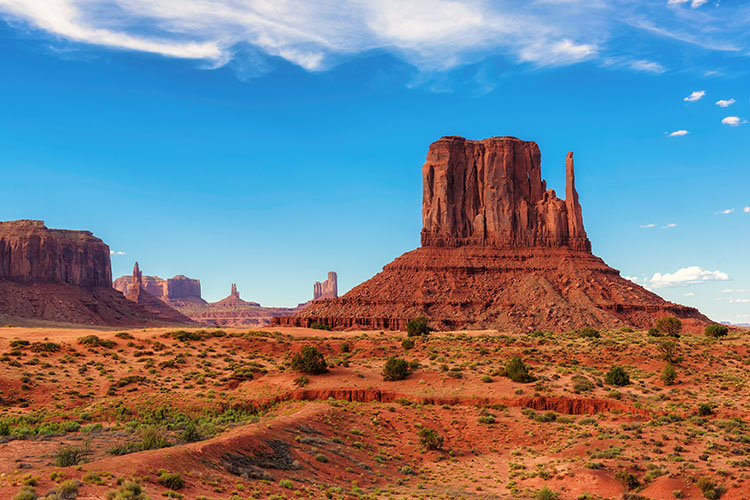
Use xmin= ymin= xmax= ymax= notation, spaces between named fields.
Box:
xmin=406 ymin=317 xmax=430 ymax=337
xmin=310 ymin=322 xmax=331 ymax=331
xmin=105 ymin=479 xmax=149 ymax=500
xmin=315 ymin=453 xmax=328 ymax=462
xmin=535 ymin=487 xmax=560 ymax=500
xmin=578 ymin=328 xmax=600 ymax=339
xmin=658 ymin=340 xmax=679 ymax=363
xmin=401 ymin=338 xmax=415 ymax=350
xmin=481 ymin=374 xmax=492 ymax=383
xmin=56 ymin=479 xmax=80 ymax=498
xmin=604 ymin=366 xmax=630 ymax=386
xmin=382 ymin=357 xmax=410 ymax=381
xmin=279 ymin=479 xmax=294 ymax=489
xmin=293 ymin=375 xmax=309 ymax=387
xmin=139 ymin=426 xmax=170 ymax=451
xmin=505 ymin=355 xmax=535 ymax=383
xmin=77 ymin=335 xmax=116 ymax=349
xmin=54 ymin=445 xmax=89 ymax=467
xmin=655 ymin=317 xmax=682 ymax=337
xmin=705 ymin=324 xmax=728 ymax=338
xmin=30 ymin=341 xmax=61 ymax=353
xmin=115 ymin=332 xmax=135 ymax=339
xmin=615 ymin=470 xmax=640 ymax=490
xmin=418 ymin=428 xmax=443 ymax=450
xmin=158 ymin=471 xmax=184 ymax=490
xmin=340 ymin=341 xmax=350 ymax=353
xmin=571 ymin=375 xmax=594 ymax=392
xmin=661 ymin=364 xmax=677 ymax=385
xmin=697 ymin=477 xmax=724 ymax=499
xmin=698 ymin=403 xmax=713 ymax=416
xmin=290 ymin=346 xmax=328 ymax=375
xmin=647 ymin=327 xmax=662 ymax=337
xmin=12 ymin=486 xmax=37 ymax=500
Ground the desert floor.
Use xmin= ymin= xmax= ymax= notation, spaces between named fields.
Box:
xmin=0 ymin=324 xmax=747 ymax=499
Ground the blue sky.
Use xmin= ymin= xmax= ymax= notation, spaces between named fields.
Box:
xmin=0 ymin=0 xmax=748 ymax=323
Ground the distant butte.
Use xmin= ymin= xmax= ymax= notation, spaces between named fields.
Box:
xmin=277 ymin=136 xmax=710 ymax=332
xmin=314 ymin=272 xmax=338 ymax=301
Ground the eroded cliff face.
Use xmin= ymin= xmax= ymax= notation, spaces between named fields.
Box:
xmin=314 ymin=272 xmax=338 ymax=300
xmin=113 ymin=273 xmax=203 ymax=304
xmin=420 ymin=137 xmax=590 ymax=251
xmin=0 ymin=220 xmax=111 ymax=288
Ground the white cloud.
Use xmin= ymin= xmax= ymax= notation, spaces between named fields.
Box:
xmin=649 ymin=265 xmax=729 ymax=288
xmin=640 ymin=223 xmax=656 ymax=228
xmin=109 ymin=250 xmax=126 ymax=255
xmin=667 ymin=0 xmax=707 ymax=7
xmin=668 ymin=130 xmax=689 ymax=137
xmin=684 ymin=90 xmax=705 ymax=102
xmin=723 ymin=288 xmax=749 ymax=293
xmin=722 ymin=116 xmax=742 ymax=126
xmin=628 ymin=59 xmax=665 ymax=73
xmin=744 ymin=207 xmax=750 ymax=213
xmin=662 ymin=223 xmax=677 ymax=229
xmin=716 ymin=208 xmax=734 ymax=215
xmin=716 ymin=98 xmax=735 ymax=108
xmin=683 ymin=292 xmax=694 ymax=297
xmin=730 ymin=298 xmax=750 ymax=303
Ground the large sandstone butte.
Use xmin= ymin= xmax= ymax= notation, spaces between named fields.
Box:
xmin=314 ymin=272 xmax=338 ymax=300
xmin=0 ymin=220 xmax=190 ymax=326
xmin=277 ymin=136 xmax=709 ymax=332
xmin=114 ymin=271 xmax=205 ymax=307
xmin=121 ymin=263 xmax=197 ymax=325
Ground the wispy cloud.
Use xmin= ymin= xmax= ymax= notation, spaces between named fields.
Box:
xmin=640 ymin=223 xmax=656 ymax=228
xmin=109 ymin=250 xmax=126 ymax=255
xmin=662 ymin=223 xmax=677 ymax=229
xmin=628 ymin=59 xmax=665 ymax=73
xmin=716 ymin=208 xmax=734 ymax=215
xmin=684 ymin=291 xmax=694 ymax=297
xmin=745 ymin=207 xmax=750 ymax=213
xmin=668 ymin=0 xmax=708 ymax=7
xmin=648 ymin=265 xmax=729 ymax=288
xmin=684 ymin=90 xmax=705 ymax=102
xmin=668 ymin=129 xmax=689 ymax=137
xmin=716 ymin=99 xmax=735 ymax=108
xmin=722 ymin=116 xmax=743 ymax=126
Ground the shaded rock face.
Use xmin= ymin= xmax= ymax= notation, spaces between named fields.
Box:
xmin=0 ymin=220 xmax=111 ymax=288
xmin=121 ymin=262 xmax=197 ymax=325
xmin=277 ymin=136 xmax=710 ymax=332
xmin=421 ymin=137 xmax=590 ymax=251
xmin=313 ymin=272 xmax=338 ymax=300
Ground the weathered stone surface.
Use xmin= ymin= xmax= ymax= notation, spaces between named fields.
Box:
xmin=0 ymin=220 xmax=111 ymax=287
xmin=313 ymin=272 xmax=338 ymax=300
xmin=421 ymin=136 xmax=590 ymax=251
xmin=277 ymin=136 xmax=710 ymax=332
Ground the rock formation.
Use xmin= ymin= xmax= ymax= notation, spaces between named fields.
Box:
xmin=277 ymin=136 xmax=710 ymax=332
xmin=121 ymin=262 xmax=197 ymax=324
xmin=313 ymin=272 xmax=338 ymax=300
xmin=114 ymin=272 xmax=205 ymax=307
xmin=0 ymin=220 xmax=111 ymax=287
xmin=0 ymin=220 xmax=191 ymax=326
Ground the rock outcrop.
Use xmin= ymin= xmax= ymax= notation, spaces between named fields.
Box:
xmin=114 ymin=272 xmax=205 ymax=307
xmin=0 ymin=220 xmax=111 ymax=287
xmin=277 ymin=136 xmax=710 ymax=332
xmin=313 ymin=272 xmax=338 ymax=300
xmin=0 ymin=220 xmax=191 ymax=326
xmin=121 ymin=263 xmax=198 ymax=324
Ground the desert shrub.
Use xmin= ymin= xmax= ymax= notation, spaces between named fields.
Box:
xmin=578 ymin=328 xmax=600 ymax=339
xmin=418 ymin=428 xmax=443 ymax=450
xmin=705 ymin=324 xmax=728 ymax=338
xmin=605 ymin=366 xmax=630 ymax=386
xmin=661 ymin=364 xmax=677 ymax=385
xmin=382 ymin=357 xmax=410 ymax=381
xmin=406 ymin=317 xmax=430 ymax=337
xmin=621 ymin=327 xmax=634 ymax=333
xmin=697 ymin=477 xmax=724 ymax=499
xmin=658 ymin=340 xmax=679 ymax=363
xmin=115 ymin=375 xmax=147 ymax=388
xmin=83 ymin=471 xmax=103 ymax=485
xmin=10 ymin=340 xmax=30 ymax=348
xmin=105 ymin=480 xmax=149 ymax=500
xmin=315 ymin=453 xmax=328 ymax=462
xmin=340 ymin=341 xmax=350 ymax=353
xmin=698 ymin=404 xmax=713 ymax=416
xmin=115 ymin=332 xmax=135 ymax=339
xmin=615 ymin=470 xmax=640 ymax=490
xmin=571 ymin=375 xmax=594 ymax=392
xmin=30 ymin=341 xmax=60 ymax=353
xmin=279 ymin=479 xmax=294 ymax=489
xmin=481 ymin=374 xmax=492 ymax=383
xmin=12 ymin=486 xmax=37 ymax=500
xmin=181 ymin=422 xmax=201 ymax=443
xmin=139 ymin=426 xmax=170 ymax=451
xmin=310 ymin=322 xmax=331 ymax=331
xmin=505 ymin=355 xmax=535 ymax=383
xmin=293 ymin=375 xmax=309 ymax=387
xmin=290 ymin=346 xmax=328 ymax=375
xmin=54 ymin=445 xmax=89 ymax=467
xmin=655 ymin=317 xmax=682 ymax=337
xmin=536 ymin=487 xmax=560 ymax=500
xmin=53 ymin=479 xmax=80 ymax=499
xmin=230 ymin=366 xmax=256 ymax=381
xmin=77 ymin=335 xmax=116 ymax=349
xmin=401 ymin=338 xmax=415 ymax=350
xmin=647 ymin=328 xmax=662 ymax=337
xmin=478 ymin=415 xmax=495 ymax=424
xmin=158 ymin=471 xmax=184 ymax=490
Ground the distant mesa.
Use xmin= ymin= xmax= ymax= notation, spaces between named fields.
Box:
xmin=114 ymin=269 xmax=205 ymax=307
xmin=0 ymin=220 xmax=191 ymax=326
xmin=277 ymin=136 xmax=710 ymax=332
xmin=313 ymin=272 xmax=338 ymax=300
xmin=119 ymin=262 xmax=197 ymax=325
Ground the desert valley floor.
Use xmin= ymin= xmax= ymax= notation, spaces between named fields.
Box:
xmin=0 ymin=325 xmax=747 ymax=500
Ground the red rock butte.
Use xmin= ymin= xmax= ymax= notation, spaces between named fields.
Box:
xmin=277 ymin=136 xmax=709 ymax=332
